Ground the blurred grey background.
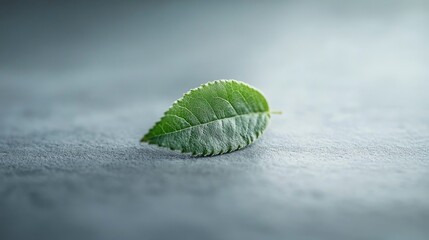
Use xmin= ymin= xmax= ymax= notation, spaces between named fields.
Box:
xmin=1 ymin=1 xmax=428 ymax=240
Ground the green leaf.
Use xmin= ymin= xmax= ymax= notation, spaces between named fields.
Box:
xmin=141 ymin=79 xmax=270 ymax=156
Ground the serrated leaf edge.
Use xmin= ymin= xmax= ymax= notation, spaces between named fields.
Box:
xmin=141 ymin=79 xmax=270 ymax=156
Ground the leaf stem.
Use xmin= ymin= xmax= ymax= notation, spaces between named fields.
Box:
xmin=270 ymin=111 xmax=283 ymax=115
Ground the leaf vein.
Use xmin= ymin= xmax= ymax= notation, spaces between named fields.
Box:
xmin=176 ymin=104 xmax=202 ymax=124
xmin=148 ymin=112 xmax=267 ymax=139
xmin=213 ymin=96 xmax=238 ymax=115
xmin=166 ymin=114 xmax=192 ymax=126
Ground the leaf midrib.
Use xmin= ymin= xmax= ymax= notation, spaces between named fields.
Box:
xmin=145 ymin=111 xmax=269 ymax=140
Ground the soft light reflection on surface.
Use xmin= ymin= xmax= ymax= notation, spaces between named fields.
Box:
xmin=1 ymin=1 xmax=428 ymax=240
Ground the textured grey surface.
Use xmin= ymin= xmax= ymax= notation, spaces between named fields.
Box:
xmin=1 ymin=1 xmax=429 ymax=240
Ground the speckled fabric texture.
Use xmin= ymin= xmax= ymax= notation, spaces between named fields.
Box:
xmin=1 ymin=1 xmax=428 ymax=240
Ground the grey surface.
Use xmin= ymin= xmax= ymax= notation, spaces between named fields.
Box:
xmin=1 ymin=1 xmax=429 ymax=240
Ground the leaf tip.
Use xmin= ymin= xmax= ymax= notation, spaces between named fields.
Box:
xmin=140 ymin=134 xmax=150 ymax=143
